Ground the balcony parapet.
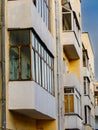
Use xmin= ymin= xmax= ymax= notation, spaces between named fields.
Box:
xmin=8 ymin=81 xmax=56 ymax=119
xmin=64 ymin=73 xmax=81 ymax=93
xmin=62 ymin=31 xmax=80 ymax=60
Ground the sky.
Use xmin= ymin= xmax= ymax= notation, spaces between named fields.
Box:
xmin=82 ymin=0 xmax=98 ymax=80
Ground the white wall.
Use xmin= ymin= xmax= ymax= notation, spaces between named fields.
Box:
xmin=8 ymin=81 xmax=56 ymax=119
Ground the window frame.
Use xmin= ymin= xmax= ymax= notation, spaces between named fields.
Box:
xmin=33 ymin=0 xmax=50 ymax=29
xmin=84 ymin=106 xmax=91 ymax=125
xmin=9 ymin=29 xmax=32 ymax=81
xmin=84 ymin=76 xmax=90 ymax=96
xmin=64 ymin=88 xmax=81 ymax=115
xmin=32 ymin=31 xmax=54 ymax=95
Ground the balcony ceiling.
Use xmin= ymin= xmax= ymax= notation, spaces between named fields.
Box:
xmin=63 ymin=45 xmax=80 ymax=60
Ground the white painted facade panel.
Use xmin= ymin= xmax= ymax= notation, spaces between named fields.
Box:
xmin=64 ymin=115 xmax=82 ymax=129
xmin=8 ymin=81 xmax=56 ymax=119
xmin=62 ymin=31 xmax=80 ymax=58
xmin=8 ymin=0 xmax=55 ymax=56
xmin=64 ymin=73 xmax=81 ymax=93
xmin=83 ymin=67 xmax=90 ymax=79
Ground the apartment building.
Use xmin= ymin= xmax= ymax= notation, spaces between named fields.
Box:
xmin=0 ymin=0 xmax=96 ymax=130
xmin=94 ymin=82 xmax=98 ymax=130
xmin=82 ymin=32 xmax=95 ymax=130
xmin=61 ymin=0 xmax=83 ymax=129
xmin=0 ymin=0 xmax=58 ymax=130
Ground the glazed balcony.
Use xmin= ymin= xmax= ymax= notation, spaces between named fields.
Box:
xmin=8 ymin=81 xmax=56 ymax=119
xmin=62 ymin=7 xmax=80 ymax=60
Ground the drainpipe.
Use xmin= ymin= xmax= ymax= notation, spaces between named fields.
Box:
xmin=1 ymin=0 xmax=6 ymax=129
xmin=55 ymin=0 xmax=63 ymax=130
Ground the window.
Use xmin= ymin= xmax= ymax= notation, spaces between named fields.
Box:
xmin=64 ymin=88 xmax=74 ymax=113
xmin=32 ymin=32 xmax=54 ymax=95
xmin=64 ymin=88 xmax=81 ymax=115
xmin=64 ymin=94 xmax=74 ymax=113
xmin=85 ymin=106 xmax=91 ymax=125
xmin=62 ymin=7 xmax=72 ymax=30
xmin=84 ymin=77 xmax=90 ymax=96
xmin=33 ymin=0 xmax=50 ymax=29
xmin=83 ymin=49 xmax=89 ymax=68
xmin=95 ymin=92 xmax=98 ymax=106
xmin=9 ymin=30 xmax=31 ymax=80
xmin=75 ymin=95 xmax=81 ymax=116
xmin=62 ymin=7 xmax=80 ymax=44
xmin=9 ymin=29 xmax=54 ymax=95
xmin=64 ymin=88 xmax=74 ymax=93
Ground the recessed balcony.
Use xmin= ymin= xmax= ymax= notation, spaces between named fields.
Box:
xmin=64 ymin=73 xmax=81 ymax=93
xmin=8 ymin=81 xmax=56 ymax=119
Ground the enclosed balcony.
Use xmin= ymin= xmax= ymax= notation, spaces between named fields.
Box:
xmin=62 ymin=7 xmax=80 ymax=60
xmin=8 ymin=29 xmax=56 ymax=119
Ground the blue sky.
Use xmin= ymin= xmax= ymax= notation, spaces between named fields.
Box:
xmin=82 ymin=0 xmax=98 ymax=80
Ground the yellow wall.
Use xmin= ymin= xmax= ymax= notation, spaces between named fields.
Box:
xmin=36 ymin=120 xmax=57 ymax=130
xmin=85 ymin=125 xmax=92 ymax=130
xmin=63 ymin=52 xmax=81 ymax=81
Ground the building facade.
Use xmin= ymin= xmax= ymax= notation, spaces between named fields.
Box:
xmin=95 ymin=82 xmax=98 ymax=130
xmin=82 ymin=33 xmax=95 ymax=130
xmin=0 ymin=0 xmax=96 ymax=130
xmin=62 ymin=0 xmax=83 ymax=129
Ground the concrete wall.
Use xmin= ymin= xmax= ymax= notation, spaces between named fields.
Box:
xmin=9 ymin=81 xmax=56 ymax=119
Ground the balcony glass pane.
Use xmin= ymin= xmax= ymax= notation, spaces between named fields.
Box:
xmin=10 ymin=48 xmax=19 ymax=80
xmin=9 ymin=30 xmax=31 ymax=80
xmin=62 ymin=12 xmax=72 ymax=30
xmin=21 ymin=47 xmax=31 ymax=79
xmin=10 ymin=30 xmax=30 ymax=46
xmin=70 ymin=95 xmax=74 ymax=112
